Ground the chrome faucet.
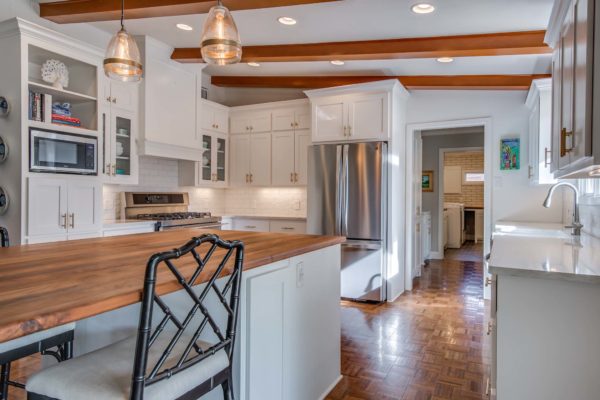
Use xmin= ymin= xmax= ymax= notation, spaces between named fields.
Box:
xmin=543 ymin=182 xmax=583 ymax=236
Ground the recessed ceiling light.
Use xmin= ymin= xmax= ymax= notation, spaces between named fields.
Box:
xmin=437 ymin=57 xmax=454 ymax=63
xmin=330 ymin=60 xmax=345 ymax=66
xmin=411 ymin=3 xmax=436 ymax=14
xmin=278 ymin=16 xmax=297 ymax=26
xmin=176 ymin=23 xmax=193 ymax=31
xmin=248 ymin=62 xmax=261 ymax=67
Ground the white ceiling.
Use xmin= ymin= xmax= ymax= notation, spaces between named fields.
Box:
xmin=48 ymin=0 xmax=556 ymax=77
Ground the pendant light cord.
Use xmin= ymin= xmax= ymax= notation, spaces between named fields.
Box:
xmin=121 ymin=0 xmax=125 ymax=29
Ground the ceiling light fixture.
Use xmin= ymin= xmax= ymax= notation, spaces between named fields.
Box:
xmin=248 ymin=62 xmax=261 ymax=67
xmin=411 ymin=3 xmax=436 ymax=14
xmin=176 ymin=23 xmax=193 ymax=31
xmin=201 ymin=0 xmax=242 ymax=65
xmin=330 ymin=60 xmax=345 ymax=66
xmin=103 ymin=0 xmax=143 ymax=82
xmin=278 ymin=16 xmax=297 ymax=26
xmin=436 ymin=57 xmax=454 ymax=63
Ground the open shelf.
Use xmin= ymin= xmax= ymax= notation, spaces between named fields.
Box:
xmin=28 ymin=81 xmax=96 ymax=104
xmin=28 ymin=120 xmax=98 ymax=136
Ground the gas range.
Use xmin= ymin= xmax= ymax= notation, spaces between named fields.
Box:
xmin=121 ymin=192 xmax=222 ymax=231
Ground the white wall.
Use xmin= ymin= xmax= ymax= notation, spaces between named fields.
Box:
xmin=407 ymin=90 xmax=564 ymax=227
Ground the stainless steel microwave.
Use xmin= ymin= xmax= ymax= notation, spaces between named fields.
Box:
xmin=30 ymin=128 xmax=97 ymax=175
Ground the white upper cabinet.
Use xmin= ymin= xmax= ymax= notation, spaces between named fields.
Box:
xmin=312 ymin=99 xmax=346 ymax=142
xmin=230 ymin=134 xmax=252 ymax=186
xmin=546 ymin=0 xmax=599 ymax=178
xmin=306 ymin=82 xmax=393 ymax=143
xmin=137 ymin=36 xmax=203 ymax=161
xmin=526 ymin=79 xmax=556 ymax=185
xmin=273 ymin=107 xmax=311 ymax=131
xmin=347 ymin=93 xmax=387 ymax=140
xmin=231 ymin=111 xmax=271 ymax=134
xmin=199 ymin=99 xmax=228 ymax=134
xmin=104 ymin=80 xmax=137 ymax=114
xmin=272 ymin=131 xmax=296 ymax=185
xmin=230 ymin=133 xmax=271 ymax=186
xmin=179 ymin=131 xmax=228 ymax=188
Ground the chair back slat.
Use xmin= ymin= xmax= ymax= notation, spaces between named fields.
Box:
xmin=0 ymin=227 xmax=8 ymax=248
xmin=130 ymin=234 xmax=244 ymax=400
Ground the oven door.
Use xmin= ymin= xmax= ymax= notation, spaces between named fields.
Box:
xmin=30 ymin=128 xmax=97 ymax=175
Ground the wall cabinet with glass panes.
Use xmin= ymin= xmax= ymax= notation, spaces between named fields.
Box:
xmin=178 ymin=131 xmax=228 ymax=188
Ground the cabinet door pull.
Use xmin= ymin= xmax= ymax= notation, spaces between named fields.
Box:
xmin=106 ymin=96 xmax=112 ymax=103
xmin=343 ymin=126 xmax=347 ymax=136
xmin=106 ymin=163 xmax=112 ymax=176
xmin=61 ymin=214 xmax=68 ymax=229
xmin=250 ymin=173 xmax=253 ymax=183
xmin=485 ymin=277 xmax=493 ymax=287
xmin=544 ymin=147 xmax=552 ymax=168
xmin=282 ymin=227 xmax=294 ymax=230
xmin=560 ymin=128 xmax=573 ymax=157
xmin=245 ymin=225 xmax=256 ymax=229
xmin=294 ymin=172 xmax=298 ymax=183
xmin=245 ymin=174 xmax=249 ymax=183
xmin=348 ymin=126 xmax=352 ymax=136
xmin=112 ymin=98 xmax=117 ymax=104
xmin=69 ymin=213 xmax=75 ymax=229
xmin=528 ymin=165 xmax=534 ymax=179
xmin=486 ymin=321 xmax=494 ymax=336
xmin=290 ymin=172 xmax=294 ymax=183
xmin=291 ymin=122 xmax=294 ymax=128
xmin=112 ymin=164 xmax=117 ymax=176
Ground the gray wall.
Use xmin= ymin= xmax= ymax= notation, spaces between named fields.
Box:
xmin=422 ymin=131 xmax=484 ymax=253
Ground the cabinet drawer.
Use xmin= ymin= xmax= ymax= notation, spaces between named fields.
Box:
xmin=232 ymin=218 xmax=270 ymax=232
xmin=269 ymin=220 xmax=307 ymax=234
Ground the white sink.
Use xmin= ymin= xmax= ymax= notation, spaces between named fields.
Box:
xmin=494 ymin=221 xmax=572 ymax=239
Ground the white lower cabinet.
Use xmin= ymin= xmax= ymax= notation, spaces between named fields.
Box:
xmin=232 ymin=218 xmax=270 ymax=232
xmin=242 ymin=246 xmax=341 ymax=400
xmin=27 ymin=177 xmax=101 ymax=242
xmin=228 ymin=218 xmax=306 ymax=234
xmin=102 ymin=223 xmax=156 ymax=237
xmin=269 ymin=220 xmax=307 ymax=234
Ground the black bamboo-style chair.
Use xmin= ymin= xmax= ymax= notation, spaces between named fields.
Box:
xmin=0 ymin=227 xmax=75 ymax=400
xmin=26 ymin=234 xmax=244 ymax=400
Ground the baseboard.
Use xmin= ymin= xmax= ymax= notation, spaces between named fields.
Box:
xmin=319 ymin=375 xmax=343 ymax=400
xmin=429 ymin=251 xmax=443 ymax=260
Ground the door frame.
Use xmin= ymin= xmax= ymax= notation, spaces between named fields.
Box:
xmin=405 ymin=117 xmax=493 ymax=298
xmin=438 ymin=146 xmax=485 ymax=259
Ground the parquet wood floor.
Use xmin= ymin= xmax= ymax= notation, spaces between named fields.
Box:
xmin=326 ymin=246 xmax=490 ymax=400
xmin=8 ymin=246 xmax=489 ymax=400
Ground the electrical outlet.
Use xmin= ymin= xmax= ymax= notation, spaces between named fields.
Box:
xmin=296 ymin=262 xmax=304 ymax=288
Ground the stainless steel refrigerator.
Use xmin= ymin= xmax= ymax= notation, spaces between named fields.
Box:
xmin=307 ymin=142 xmax=387 ymax=302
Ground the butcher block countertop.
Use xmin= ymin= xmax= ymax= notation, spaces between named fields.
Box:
xmin=0 ymin=229 xmax=345 ymax=343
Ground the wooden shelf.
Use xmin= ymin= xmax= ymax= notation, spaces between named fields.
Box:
xmin=28 ymin=120 xmax=97 ymax=136
xmin=28 ymin=81 xmax=97 ymax=104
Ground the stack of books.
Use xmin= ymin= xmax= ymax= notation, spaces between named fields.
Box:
xmin=51 ymin=102 xmax=80 ymax=127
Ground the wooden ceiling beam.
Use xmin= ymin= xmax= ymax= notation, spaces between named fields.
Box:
xmin=173 ymin=30 xmax=551 ymax=63
xmin=210 ymin=74 xmax=552 ymax=90
xmin=39 ymin=0 xmax=341 ymax=24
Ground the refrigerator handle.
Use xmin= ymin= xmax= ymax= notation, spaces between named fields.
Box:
xmin=342 ymin=144 xmax=349 ymax=237
xmin=335 ymin=145 xmax=343 ymax=236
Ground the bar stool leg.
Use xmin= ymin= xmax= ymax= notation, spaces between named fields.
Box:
xmin=63 ymin=340 xmax=73 ymax=361
xmin=0 ymin=363 xmax=11 ymax=400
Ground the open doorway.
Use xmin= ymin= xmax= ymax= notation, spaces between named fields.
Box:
xmin=405 ymin=118 xmax=493 ymax=299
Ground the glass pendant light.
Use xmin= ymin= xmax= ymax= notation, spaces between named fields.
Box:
xmin=104 ymin=0 xmax=143 ymax=82
xmin=201 ymin=0 xmax=242 ymax=65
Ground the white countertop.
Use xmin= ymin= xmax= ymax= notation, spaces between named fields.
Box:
xmin=489 ymin=221 xmax=600 ymax=284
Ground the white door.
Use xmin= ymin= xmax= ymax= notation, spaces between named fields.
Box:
xmin=294 ymin=107 xmax=311 ymax=131
xmin=312 ymin=100 xmax=346 ymax=142
xmin=213 ymin=108 xmax=229 ymax=134
xmin=250 ymin=133 xmax=272 ymax=186
xmin=249 ymin=111 xmax=272 ymax=133
xmin=28 ymin=177 xmax=68 ymax=237
xmin=294 ymin=131 xmax=311 ymax=185
xmin=559 ymin=11 xmax=575 ymax=169
xmin=230 ymin=134 xmax=251 ymax=186
xmin=199 ymin=101 xmax=215 ymax=132
xmin=213 ymin=132 xmax=228 ymax=186
xmin=271 ymin=131 xmax=296 ymax=186
xmin=199 ymin=133 xmax=215 ymax=185
xmin=109 ymin=80 xmax=138 ymax=114
xmin=111 ymin=109 xmax=138 ymax=185
xmin=230 ymin=115 xmax=249 ymax=134
xmin=272 ymin=109 xmax=296 ymax=132
xmin=347 ymin=93 xmax=387 ymax=140
xmin=246 ymin=265 xmax=289 ymax=400
xmin=67 ymin=180 xmax=102 ymax=235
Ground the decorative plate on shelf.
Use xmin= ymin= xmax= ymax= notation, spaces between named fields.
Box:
xmin=41 ymin=59 xmax=69 ymax=90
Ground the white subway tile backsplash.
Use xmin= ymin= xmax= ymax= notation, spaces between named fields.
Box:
xmin=103 ymin=156 xmax=307 ymax=220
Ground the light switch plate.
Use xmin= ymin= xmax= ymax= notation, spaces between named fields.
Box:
xmin=296 ymin=262 xmax=304 ymax=288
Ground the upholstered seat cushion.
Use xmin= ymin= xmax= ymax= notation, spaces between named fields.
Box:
xmin=0 ymin=323 xmax=75 ymax=354
xmin=26 ymin=330 xmax=229 ymax=400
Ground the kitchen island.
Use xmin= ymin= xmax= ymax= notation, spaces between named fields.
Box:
xmin=0 ymin=229 xmax=345 ymax=400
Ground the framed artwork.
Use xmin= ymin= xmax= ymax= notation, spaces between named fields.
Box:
xmin=422 ymin=170 xmax=434 ymax=192
xmin=500 ymin=138 xmax=520 ymax=170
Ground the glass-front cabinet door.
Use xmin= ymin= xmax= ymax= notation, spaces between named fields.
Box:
xmin=197 ymin=132 xmax=227 ymax=187
xmin=105 ymin=109 xmax=138 ymax=185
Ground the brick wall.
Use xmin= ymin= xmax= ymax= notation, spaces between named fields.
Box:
xmin=444 ymin=151 xmax=484 ymax=207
